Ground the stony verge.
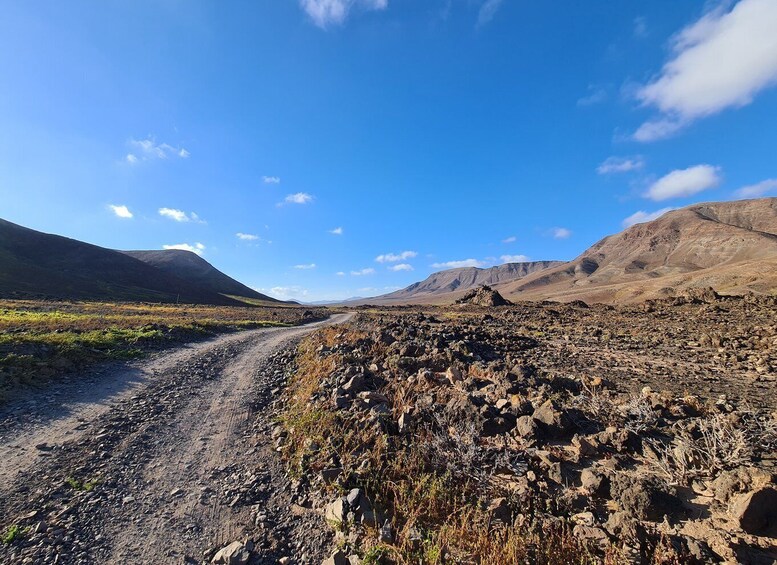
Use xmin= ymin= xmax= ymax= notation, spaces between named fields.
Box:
xmin=277 ymin=295 xmax=777 ymax=564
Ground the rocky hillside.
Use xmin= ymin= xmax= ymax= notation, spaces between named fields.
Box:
xmin=372 ymin=261 xmax=562 ymax=304
xmin=498 ymin=198 xmax=777 ymax=304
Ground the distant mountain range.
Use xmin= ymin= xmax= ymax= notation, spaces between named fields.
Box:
xmin=3 ymin=197 xmax=775 ymax=307
xmin=368 ymin=261 xmax=563 ymax=304
xmin=0 ymin=218 xmax=279 ymax=305
xmin=362 ymin=198 xmax=777 ymax=305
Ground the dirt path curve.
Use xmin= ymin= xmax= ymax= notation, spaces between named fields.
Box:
xmin=0 ymin=313 xmax=352 ymax=565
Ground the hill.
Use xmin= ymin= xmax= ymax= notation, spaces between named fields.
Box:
xmin=365 ymin=261 xmax=562 ymax=304
xmin=0 ymin=218 xmax=277 ymax=305
xmin=122 ymin=250 xmax=274 ymax=303
xmin=498 ymin=198 xmax=777 ymax=303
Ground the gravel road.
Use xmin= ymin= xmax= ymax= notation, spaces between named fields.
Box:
xmin=0 ymin=313 xmax=352 ymax=564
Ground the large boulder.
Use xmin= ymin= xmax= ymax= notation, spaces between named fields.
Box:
xmin=455 ymin=285 xmax=512 ymax=307
xmin=212 ymin=541 xmax=252 ymax=565
xmin=730 ymin=487 xmax=777 ymax=536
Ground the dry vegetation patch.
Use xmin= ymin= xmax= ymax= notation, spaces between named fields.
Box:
xmin=0 ymin=299 xmax=326 ymax=399
xmin=277 ymin=296 xmax=777 ymax=564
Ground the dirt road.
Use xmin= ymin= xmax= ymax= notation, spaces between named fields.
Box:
xmin=0 ymin=313 xmax=352 ymax=565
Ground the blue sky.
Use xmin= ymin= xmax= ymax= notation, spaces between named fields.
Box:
xmin=2 ymin=0 xmax=777 ymax=302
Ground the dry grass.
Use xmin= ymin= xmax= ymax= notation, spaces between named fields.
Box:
xmin=281 ymin=328 xmax=606 ymax=564
xmin=0 ymin=298 xmax=324 ymax=400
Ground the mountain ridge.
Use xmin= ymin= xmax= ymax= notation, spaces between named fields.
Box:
xmin=0 ymin=218 xmax=278 ymax=305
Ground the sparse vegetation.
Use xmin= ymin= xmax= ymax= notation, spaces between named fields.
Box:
xmin=280 ymin=298 xmax=777 ymax=564
xmin=1 ymin=524 xmax=27 ymax=545
xmin=0 ymin=299 xmax=326 ymax=400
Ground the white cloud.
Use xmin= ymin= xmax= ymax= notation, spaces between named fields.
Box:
xmin=351 ymin=268 xmax=376 ymax=276
xmin=158 ymin=207 xmax=204 ymax=223
xmin=108 ymin=204 xmax=133 ymax=219
xmin=577 ymin=85 xmax=608 ymax=107
xmin=263 ymin=176 xmax=281 ymax=184
xmin=551 ymin=227 xmax=572 ymax=239
xmin=623 ymin=207 xmax=675 ymax=228
xmin=300 ymin=0 xmax=387 ymax=29
xmin=281 ymin=192 xmax=313 ymax=205
xmin=635 ymin=0 xmax=777 ymax=140
xmin=500 ymin=254 xmax=530 ymax=263
xmin=126 ymin=137 xmax=189 ymax=163
xmin=335 ymin=271 xmax=346 ymax=276
xmin=163 ymin=242 xmax=205 ymax=255
xmin=735 ymin=178 xmax=777 ymax=198
xmin=266 ymin=286 xmax=309 ymax=300
xmin=236 ymin=232 xmax=259 ymax=241
xmin=375 ymin=250 xmax=417 ymax=263
xmin=597 ymin=156 xmax=645 ymax=174
xmin=502 ymin=236 xmax=516 ymax=244
xmin=633 ymin=117 xmax=686 ymax=143
xmin=329 ymin=227 xmax=343 ymax=235
xmin=477 ymin=0 xmax=504 ymax=27
xmin=389 ymin=263 xmax=414 ymax=272
xmin=431 ymin=259 xmax=485 ymax=269
xmin=294 ymin=263 xmax=317 ymax=270
xmin=644 ymin=165 xmax=721 ymax=201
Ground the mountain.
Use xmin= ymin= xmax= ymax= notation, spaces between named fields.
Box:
xmin=0 ymin=218 xmax=278 ymax=305
xmin=497 ymin=198 xmax=777 ymax=303
xmin=361 ymin=261 xmax=563 ymax=304
xmin=361 ymin=198 xmax=777 ymax=306
xmin=122 ymin=250 xmax=271 ymax=302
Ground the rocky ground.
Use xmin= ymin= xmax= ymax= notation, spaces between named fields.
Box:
xmin=2 ymin=291 xmax=776 ymax=564
xmin=277 ymin=292 xmax=777 ymax=564
xmin=0 ymin=314 xmax=351 ymax=564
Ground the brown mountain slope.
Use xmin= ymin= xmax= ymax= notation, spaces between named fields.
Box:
xmin=364 ymin=261 xmax=563 ymax=304
xmin=498 ymin=198 xmax=777 ymax=303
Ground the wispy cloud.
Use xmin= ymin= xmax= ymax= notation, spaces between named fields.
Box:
xmin=280 ymin=192 xmax=314 ymax=206
xmin=265 ymin=286 xmax=309 ymax=300
xmin=329 ymin=227 xmax=344 ymax=235
xmin=335 ymin=271 xmax=346 ymax=276
xmin=477 ymin=0 xmax=504 ymax=27
xmin=634 ymin=0 xmax=777 ymax=141
xmin=108 ymin=204 xmax=133 ymax=219
xmin=375 ymin=250 xmax=417 ymax=263
xmin=431 ymin=259 xmax=485 ymax=269
xmin=644 ymin=165 xmax=721 ymax=201
xmin=158 ymin=208 xmax=204 ymax=223
xmin=735 ymin=178 xmax=777 ymax=198
xmin=577 ymin=85 xmax=608 ymax=107
xmin=623 ymin=208 xmax=675 ymax=228
xmin=500 ymin=254 xmax=529 ymax=263
xmin=351 ymin=268 xmax=376 ymax=276
xmin=263 ymin=176 xmax=281 ymax=184
xmin=388 ymin=263 xmax=413 ymax=272
xmin=300 ymin=0 xmax=388 ymax=29
xmin=633 ymin=16 xmax=648 ymax=39
xmin=551 ymin=227 xmax=572 ymax=239
xmin=294 ymin=263 xmax=317 ymax=270
xmin=126 ymin=137 xmax=189 ymax=164
xmin=597 ymin=156 xmax=645 ymax=174
xmin=502 ymin=236 xmax=516 ymax=244
xmin=236 ymin=232 xmax=259 ymax=241
xmin=163 ymin=242 xmax=205 ymax=255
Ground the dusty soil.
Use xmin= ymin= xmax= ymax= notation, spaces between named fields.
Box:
xmin=277 ymin=294 xmax=777 ymax=564
xmin=0 ymin=313 xmax=352 ymax=565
